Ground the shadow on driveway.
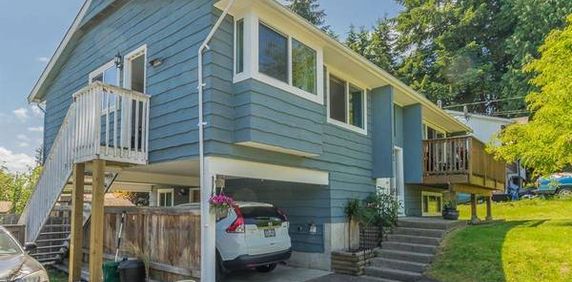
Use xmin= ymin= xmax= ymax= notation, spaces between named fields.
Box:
xmin=223 ymin=265 xmax=331 ymax=282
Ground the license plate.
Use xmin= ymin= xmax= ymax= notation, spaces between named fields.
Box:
xmin=264 ymin=228 xmax=276 ymax=238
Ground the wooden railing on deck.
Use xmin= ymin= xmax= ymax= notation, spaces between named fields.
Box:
xmin=423 ymin=136 xmax=505 ymax=188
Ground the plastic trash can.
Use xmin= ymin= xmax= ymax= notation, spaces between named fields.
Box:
xmin=103 ymin=261 xmax=120 ymax=282
xmin=118 ymin=259 xmax=146 ymax=282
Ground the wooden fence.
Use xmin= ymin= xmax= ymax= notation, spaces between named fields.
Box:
xmin=83 ymin=206 xmax=201 ymax=281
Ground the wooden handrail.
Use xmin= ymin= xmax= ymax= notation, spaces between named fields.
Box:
xmin=423 ymin=136 xmax=505 ymax=185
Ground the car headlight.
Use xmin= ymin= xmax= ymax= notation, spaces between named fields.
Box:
xmin=14 ymin=270 xmax=49 ymax=282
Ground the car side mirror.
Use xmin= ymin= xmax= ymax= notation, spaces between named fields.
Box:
xmin=24 ymin=242 xmax=37 ymax=253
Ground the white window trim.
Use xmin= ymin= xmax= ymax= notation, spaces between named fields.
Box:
xmin=232 ymin=13 xmax=324 ymax=105
xmin=189 ymin=188 xmax=200 ymax=203
xmin=326 ymin=68 xmax=368 ymax=135
xmin=421 ymin=191 xmax=443 ymax=216
xmin=123 ymin=44 xmax=147 ymax=93
xmin=157 ymin=188 xmax=174 ymax=207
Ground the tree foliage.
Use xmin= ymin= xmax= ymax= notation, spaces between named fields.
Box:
xmin=285 ymin=0 xmax=336 ymax=37
xmin=0 ymin=165 xmax=42 ymax=214
xmin=490 ymin=15 xmax=572 ymax=175
xmin=346 ymin=18 xmax=396 ymax=73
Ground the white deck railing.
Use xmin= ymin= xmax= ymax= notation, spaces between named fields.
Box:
xmin=19 ymin=82 xmax=150 ymax=242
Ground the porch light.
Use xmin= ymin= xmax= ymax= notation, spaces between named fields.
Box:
xmin=309 ymin=223 xmax=317 ymax=234
xmin=114 ymin=52 xmax=123 ymax=69
xmin=149 ymin=58 xmax=163 ymax=67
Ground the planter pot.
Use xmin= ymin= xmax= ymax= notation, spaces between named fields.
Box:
xmin=442 ymin=209 xmax=460 ymax=220
xmin=331 ymin=249 xmax=375 ymax=276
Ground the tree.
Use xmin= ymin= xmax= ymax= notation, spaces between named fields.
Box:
xmin=346 ymin=18 xmax=396 ymax=73
xmin=490 ymin=15 xmax=572 ymax=175
xmin=285 ymin=0 xmax=337 ymax=38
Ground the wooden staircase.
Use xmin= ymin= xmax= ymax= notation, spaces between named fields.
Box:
xmin=362 ymin=217 xmax=464 ymax=282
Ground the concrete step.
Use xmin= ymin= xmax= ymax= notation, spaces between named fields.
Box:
xmin=370 ymin=257 xmax=427 ymax=273
xmin=376 ymin=249 xmax=433 ymax=264
xmin=359 ymin=276 xmax=401 ymax=282
xmin=382 ymin=241 xmax=437 ymax=254
xmin=392 ymin=227 xmax=444 ymax=238
xmin=398 ymin=219 xmax=452 ymax=230
xmin=386 ymin=234 xmax=441 ymax=246
xmin=364 ymin=266 xmax=423 ymax=282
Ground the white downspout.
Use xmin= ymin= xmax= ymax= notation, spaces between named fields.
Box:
xmin=198 ymin=0 xmax=236 ymax=281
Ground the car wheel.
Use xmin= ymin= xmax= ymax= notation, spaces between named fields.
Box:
xmin=558 ymin=189 xmax=572 ymax=196
xmin=255 ymin=263 xmax=278 ymax=273
xmin=216 ymin=252 xmax=225 ymax=282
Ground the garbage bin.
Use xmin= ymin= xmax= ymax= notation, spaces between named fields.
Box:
xmin=118 ymin=259 xmax=146 ymax=282
xmin=103 ymin=261 xmax=120 ymax=282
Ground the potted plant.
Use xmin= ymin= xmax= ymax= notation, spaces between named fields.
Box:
xmin=442 ymin=200 xmax=459 ymax=220
xmin=209 ymin=194 xmax=234 ymax=218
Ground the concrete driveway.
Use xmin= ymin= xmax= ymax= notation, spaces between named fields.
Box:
xmin=223 ymin=265 xmax=331 ymax=282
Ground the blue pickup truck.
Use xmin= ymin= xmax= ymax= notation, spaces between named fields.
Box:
xmin=537 ymin=172 xmax=572 ymax=195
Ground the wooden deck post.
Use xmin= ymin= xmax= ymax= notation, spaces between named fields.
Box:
xmin=69 ymin=163 xmax=85 ymax=282
xmin=89 ymin=160 xmax=105 ymax=282
xmin=486 ymin=196 xmax=493 ymax=221
xmin=470 ymin=193 xmax=479 ymax=224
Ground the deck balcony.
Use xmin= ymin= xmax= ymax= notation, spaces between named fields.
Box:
xmin=423 ymin=136 xmax=505 ymax=191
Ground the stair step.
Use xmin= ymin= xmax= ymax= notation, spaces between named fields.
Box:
xmin=33 ymin=251 xmax=63 ymax=257
xmin=376 ymin=249 xmax=433 ymax=264
xmin=364 ymin=266 xmax=423 ymax=282
xmin=393 ymin=227 xmax=444 ymax=238
xmin=44 ymin=224 xmax=71 ymax=228
xmin=370 ymin=257 xmax=427 ymax=273
xmin=36 ymin=238 xmax=68 ymax=243
xmin=39 ymin=231 xmax=70 ymax=236
xmin=37 ymin=244 xmax=66 ymax=250
xmin=398 ymin=219 xmax=451 ymax=230
xmin=386 ymin=234 xmax=441 ymax=246
xmin=382 ymin=241 xmax=437 ymax=254
xmin=359 ymin=276 xmax=401 ymax=282
xmin=36 ymin=256 xmax=60 ymax=263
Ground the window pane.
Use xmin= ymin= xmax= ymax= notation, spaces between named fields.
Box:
xmin=292 ymin=39 xmax=316 ymax=94
xmin=236 ymin=20 xmax=244 ymax=74
xmin=329 ymin=76 xmax=346 ymax=122
xmin=92 ymin=73 xmax=104 ymax=83
xmin=160 ymin=193 xmax=166 ymax=206
xmin=259 ymin=23 xmax=288 ymax=82
xmin=349 ymin=85 xmax=364 ymax=128
xmin=103 ymin=67 xmax=119 ymax=86
xmin=166 ymin=192 xmax=172 ymax=207
xmin=130 ymin=55 xmax=145 ymax=93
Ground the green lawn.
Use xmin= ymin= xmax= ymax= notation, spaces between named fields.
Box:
xmin=48 ymin=268 xmax=68 ymax=282
xmin=427 ymin=197 xmax=572 ymax=282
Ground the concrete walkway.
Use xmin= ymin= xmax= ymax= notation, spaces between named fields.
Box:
xmin=224 ymin=265 xmax=331 ymax=282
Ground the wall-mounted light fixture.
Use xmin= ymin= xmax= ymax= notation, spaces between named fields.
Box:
xmin=309 ymin=223 xmax=317 ymax=235
xmin=149 ymin=58 xmax=164 ymax=67
xmin=114 ymin=52 xmax=123 ymax=69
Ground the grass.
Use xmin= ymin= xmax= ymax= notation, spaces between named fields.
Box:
xmin=427 ymin=197 xmax=572 ymax=282
xmin=48 ymin=268 xmax=68 ymax=282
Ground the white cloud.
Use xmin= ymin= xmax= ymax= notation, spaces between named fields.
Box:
xmin=0 ymin=147 xmax=35 ymax=173
xmin=17 ymin=142 xmax=30 ymax=148
xmin=37 ymin=57 xmax=50 ymax=63
xmin=12 ymin=108 xmax=29 ymax=122
xmin=31 ymin=106 xmax=44 ymax=117
xmin=17 ymin=134 xmax=30 ymax=142
xmin=28 ymin=126 xmax=44 ymax=133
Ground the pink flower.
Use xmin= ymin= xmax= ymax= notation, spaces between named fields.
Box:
xmin=209 ymin=194 xmax=235 ymax=206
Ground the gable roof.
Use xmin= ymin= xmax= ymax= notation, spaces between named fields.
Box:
xmin=27 ymin=0 xmax=93 ymax=103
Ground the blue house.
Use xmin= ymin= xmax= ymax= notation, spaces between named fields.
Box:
xmin=20 ymin=0 xmax=505 ymax=280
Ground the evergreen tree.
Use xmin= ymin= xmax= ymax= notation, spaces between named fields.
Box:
xmin=285 ymin=0 xmax=337 ymax=37
xmin=346 ymin=19 xmax=396 ymax=73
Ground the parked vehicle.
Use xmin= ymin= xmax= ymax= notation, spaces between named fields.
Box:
xmin=215 ymin=202 xmax=291 ymax=277
xmin=537 ymin=172 xmax=572 ymax=195
xmin=0 ymin=226 xmax=48 ymax=281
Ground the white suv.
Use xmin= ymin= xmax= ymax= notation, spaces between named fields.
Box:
xmin=216 ymin=201 xmax=292 ymax=277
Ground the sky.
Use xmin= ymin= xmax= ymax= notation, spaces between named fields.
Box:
xmin=0 ymin=0 xmax=402 ymax=173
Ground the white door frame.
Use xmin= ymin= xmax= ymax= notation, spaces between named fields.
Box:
xmin=394 ymin=146 xmax=405 ymax=216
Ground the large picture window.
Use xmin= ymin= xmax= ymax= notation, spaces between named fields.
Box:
xmin=328 ymin=74 xmax=366 ymax=132
xmin=292 ymin=39 xmax=317 ymax=94
xmin=329 ymin=76 xmax=346 ymax=123
xmin=259 ymin=23 xmax=288 ymax=82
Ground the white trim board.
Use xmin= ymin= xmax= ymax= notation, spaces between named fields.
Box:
xmin=205 ymin=156 xmax=329 ymax=185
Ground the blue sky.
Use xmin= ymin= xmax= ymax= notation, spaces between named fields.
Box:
xmin=0 ymin=0 xmax=401 ymax=172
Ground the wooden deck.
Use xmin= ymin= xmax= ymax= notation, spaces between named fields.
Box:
xmin=423 ymin=136 xmax=505 ymax=194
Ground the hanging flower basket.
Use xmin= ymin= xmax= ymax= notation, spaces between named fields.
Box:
xmin=209 ymin=194 xmax=235 ymax=216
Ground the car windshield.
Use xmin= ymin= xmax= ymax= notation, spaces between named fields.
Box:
xmin=0 ymin=232 xmax=22 ymax=255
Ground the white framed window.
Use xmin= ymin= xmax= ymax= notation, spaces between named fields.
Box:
xmin=233 ymin=14 xmax=324 ymax=105
xmin=422 ymin=191 xmax=443 ymax=216
xmin=157 ymin=188 xmax=174 ymax=207
xmin=123 ymin=45 xmax=147 ymax=93
xmin=326 ymin=69 xmax=367 ymax=135
xmin=189 ymin=188 xmax=200 ymax=203
xmin=89 ymin=60 xmax=120 ymax=113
